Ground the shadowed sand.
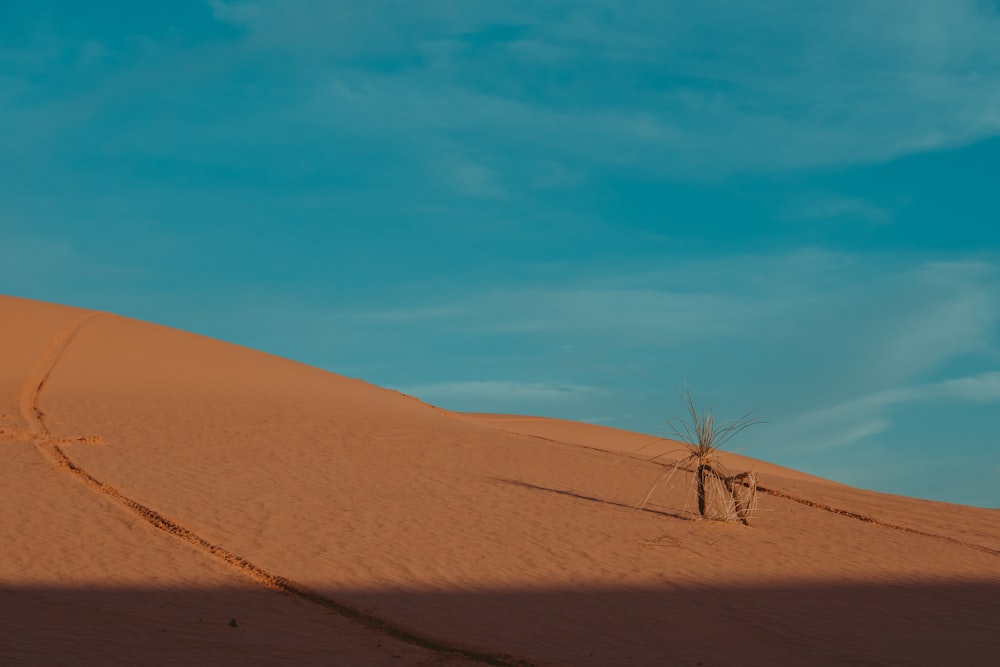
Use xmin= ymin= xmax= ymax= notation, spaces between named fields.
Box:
xmin=2 ymin=294 xmax=998 ymax=666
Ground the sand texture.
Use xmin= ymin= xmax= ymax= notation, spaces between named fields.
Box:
xmin=2 ymin=294 xmax=998 ymax=666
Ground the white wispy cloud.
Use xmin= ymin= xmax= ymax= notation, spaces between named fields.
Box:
xmin=866 ymin=261 xmax=999 ymax=383
xmin=787 ymin=195 xmax=896 ymax=226
xmin=396 ymin=380 xmax=602 ymax=406
xmin=208 ymin=0 xmax=1000 ymax=178
xmin=443 ymin=157 xmax=507 ymax=198
xmin=351 ymin=253 xmax=1000 ymax=364
xmin=761 ymin=370 xmax=1000 ymax=455
xmin=934 ymin=372 xmax=1000 ymax=403
xmin=355 ymin=286 xmax=779 ymax=342
xmin=356 ymin=305 xmax=470 ymax=323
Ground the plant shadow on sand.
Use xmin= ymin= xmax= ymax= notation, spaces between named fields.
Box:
xmin=491 ymin=477 xmax=694 ymax=522
xmin=2 ymin=580 xmax=998 ymax=666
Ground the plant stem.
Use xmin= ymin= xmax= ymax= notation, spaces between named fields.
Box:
xmin=696 ymin=464 xmax=708 ymax=517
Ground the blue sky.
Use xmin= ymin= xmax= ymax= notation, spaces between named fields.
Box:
xmin=3 ymin=1 xmax=999 ymax=507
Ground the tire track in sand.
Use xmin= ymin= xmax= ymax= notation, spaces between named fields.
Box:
xmin=21 ymin=312 xmax=534 ymax=667
xmin=476 ymin=426 xmax=1000 ymax=559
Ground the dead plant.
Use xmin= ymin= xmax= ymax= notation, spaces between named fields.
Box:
xmin=638 ymin=386 xmax=763 ymax=524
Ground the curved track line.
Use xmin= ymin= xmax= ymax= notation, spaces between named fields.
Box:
xmin=482 ymin=425 xmax=1000 ymax=559
xmin=22 ymin=312 xmax=534 ymax=667
xmin=655 ymin=458 xmax=1000 ymax=557
xmin=19 ymin=310 xmax=104 ymax=434
xmin=0 ymin=428 xmax=105 ymax=446
xmin=39 ymin=443 xmax=531 ymax=666
xmin=659 ymin=461 xmax=1000 ymax=558
xmin=752 ymin=484 xmax=1000 ymax=558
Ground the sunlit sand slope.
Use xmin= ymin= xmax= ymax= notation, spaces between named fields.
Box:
xmin=2 ymin=295 xmax=998 ymax=666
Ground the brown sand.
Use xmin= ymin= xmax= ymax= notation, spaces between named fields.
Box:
xmin=2 ymin=294 xmax=998 ymax=666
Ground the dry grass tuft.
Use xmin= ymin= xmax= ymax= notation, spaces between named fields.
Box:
xmin=638 ymin=386 xmax=763 ymax=525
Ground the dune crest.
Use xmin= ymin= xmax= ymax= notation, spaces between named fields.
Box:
xmin=2 ymin=295 xmax=998 ymax=666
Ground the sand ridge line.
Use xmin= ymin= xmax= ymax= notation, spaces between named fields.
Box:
xmin=21 ymin=317 xmax=536 ymax=667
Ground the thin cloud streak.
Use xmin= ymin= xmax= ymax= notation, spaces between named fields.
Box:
xmin=397 ymin=380 xmax=603 ymax=408
xmin=351 ymin=254 xmax=999 ymax=366
xmin=209 ymin=0 xmax=1000 ymax=178
xmin=762 ymin=372 xmax=1000 ymax=456
xmin=787 ymin=195 xmax=897 ymax=226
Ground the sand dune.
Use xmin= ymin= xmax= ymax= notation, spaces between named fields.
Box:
xmin=2 ymin=294 xmax=998 ymax=666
